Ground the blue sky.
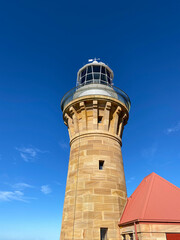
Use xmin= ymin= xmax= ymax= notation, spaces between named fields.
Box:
xmin=0 ymin=0 xmax=180 ymax=239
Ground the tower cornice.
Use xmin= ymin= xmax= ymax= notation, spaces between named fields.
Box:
xmin=62 ymin=95 xmax=129 ymax=117
xmin=62 ymin=95 xmax=129 ymax=145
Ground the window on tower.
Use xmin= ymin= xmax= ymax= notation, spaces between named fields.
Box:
xmin=99 ymin=160 xmax=104 ymax=170
xmin=98 ymin=116 xmax=103 ymax=123
xmin=100 ymin=228 xmax=108 ymax=240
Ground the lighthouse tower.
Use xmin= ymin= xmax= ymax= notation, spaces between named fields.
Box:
xmin=60 ymin=60 xmax=131 ymax=240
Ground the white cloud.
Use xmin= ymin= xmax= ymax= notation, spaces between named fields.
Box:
xmin=53 ymin=180 xmax=62 ymax=186
xmin=166 ymin=122 xmax=180 ymax=134
xmin=0 ymin=182 xmax=37 ymax=203
xmin=127 ymin=177 xmax=135 ymax=183
xmin=12 ymin=182 xmax=34 ymax=190
xmin=0 ymin=190 xmax=26 ymax=202
xmin=20 ymin=153 xmax=29 ymax=162
xmin=141 ymin=143 xmax=157 ymax=159
xmin=15 ymin=147 xmax=45 ymax=162
xmin=59 ymin=142 xmax=69 ymax=150
xmin=41 ymin=185 xmax=52 ymax=195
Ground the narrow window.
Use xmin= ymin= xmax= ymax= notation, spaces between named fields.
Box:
xmin=122 ymin=235 xmax=126 ymax=240
xmin=129 ymin=233 xmax=133 ymax=240
xmin=100 ymin=228 xmax=108 ymax=240
xmin=98 ymin=116 xmax=103 ymax=123
xmin=99 ymin=160 xmax=104 ymax=170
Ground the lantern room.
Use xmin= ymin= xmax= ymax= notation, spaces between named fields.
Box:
xmin=77 ymin=60 xmax=114 ymax=87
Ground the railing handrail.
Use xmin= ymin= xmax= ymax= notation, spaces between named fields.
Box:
xmin=76 ymin=79 xmax=113 ymax=88
xmin=61 ymin=84 xmax=131 ymax=112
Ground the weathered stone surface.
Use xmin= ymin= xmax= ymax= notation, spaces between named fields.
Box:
xmin=60 ymin=96 xmax=129 ymax=240
xmin=120 ymin=223 xmax=180 ymax=240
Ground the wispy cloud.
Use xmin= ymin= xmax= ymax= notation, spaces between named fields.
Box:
xmin=0 ymin=190 xmax=26 ymax=202
xmin=53 ymin=180 xmax=62 ymax=186
xmin=12 ymin=182 xmax=34 ymax=191
xmin=41 ymin=185 xmax=51 ymax=195
xmin=165 ymin=122 xmax=180 ymax=134
xmin=59 ymin=142 xmax=69 ymax=150
xmin=127 ymin=177 xmax=135 ymax=183
xmin=141 ymin=143 xmax=158 ymax=159
xmin=0 ymin=182 xmax=37 ymax=203
xmin=15 ymin=147 xmax=46 ymax=162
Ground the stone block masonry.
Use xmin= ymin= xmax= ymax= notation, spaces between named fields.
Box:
xmin=60 ymin=95 xmax=129 ymax=240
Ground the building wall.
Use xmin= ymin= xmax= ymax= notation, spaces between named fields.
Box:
xmin=60 ymin=96 xmax=129 ymax=240
xmin=120 ymin=223 xmax=180 ymax=240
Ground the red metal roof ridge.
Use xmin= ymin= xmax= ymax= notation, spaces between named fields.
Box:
xmin=155 ymin=173 xmax=180 ymax=190
xmin=128 ymin=175 xmax=148 ymax=199
xmin=128 ymin=172 xmax=155 ymax=199
xmin=141 ymin=172 xmax=156 ymax=219
xmin=147 ymin=172 xmax=180 ymax=190
xmin=127 ymin=172 xmax=180 ymax=201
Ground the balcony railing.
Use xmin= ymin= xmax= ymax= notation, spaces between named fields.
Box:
xmin=61 ymin=83 xmax=131 ymax=112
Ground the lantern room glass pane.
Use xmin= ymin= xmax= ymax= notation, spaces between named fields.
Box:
xmin=107 ymin=77 xmax=111 ymax=84
xmin=106 ymin=70 xmax=110 ymax=77
xmin=94 ymin=73 xmax=100 ymax=79
xmin=86 ymin=79 xmax=93 ymax=84
xmin=101 ymin=74 xmax=106 ymax=80
xmin=81 ymin=76 xmax=85 ymax=84
xmin=87 ymin=66 xmax=92 ymax=73
xmin=81 ymin=68 xmax=86 ymax=77
xmin=87 ymin=74 xmax=93 ymax=81
xmin=101 ymin=66 xmax=106 ymax=74
xmin=93 ymin=65 xmax=100 ymax=72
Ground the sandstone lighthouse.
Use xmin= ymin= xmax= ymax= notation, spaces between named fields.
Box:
xmin=60 ymin=59 xmax=131 ymax=240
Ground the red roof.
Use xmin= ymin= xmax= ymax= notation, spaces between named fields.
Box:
xmin=119 ymin=172 xmax=180 ymax=225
